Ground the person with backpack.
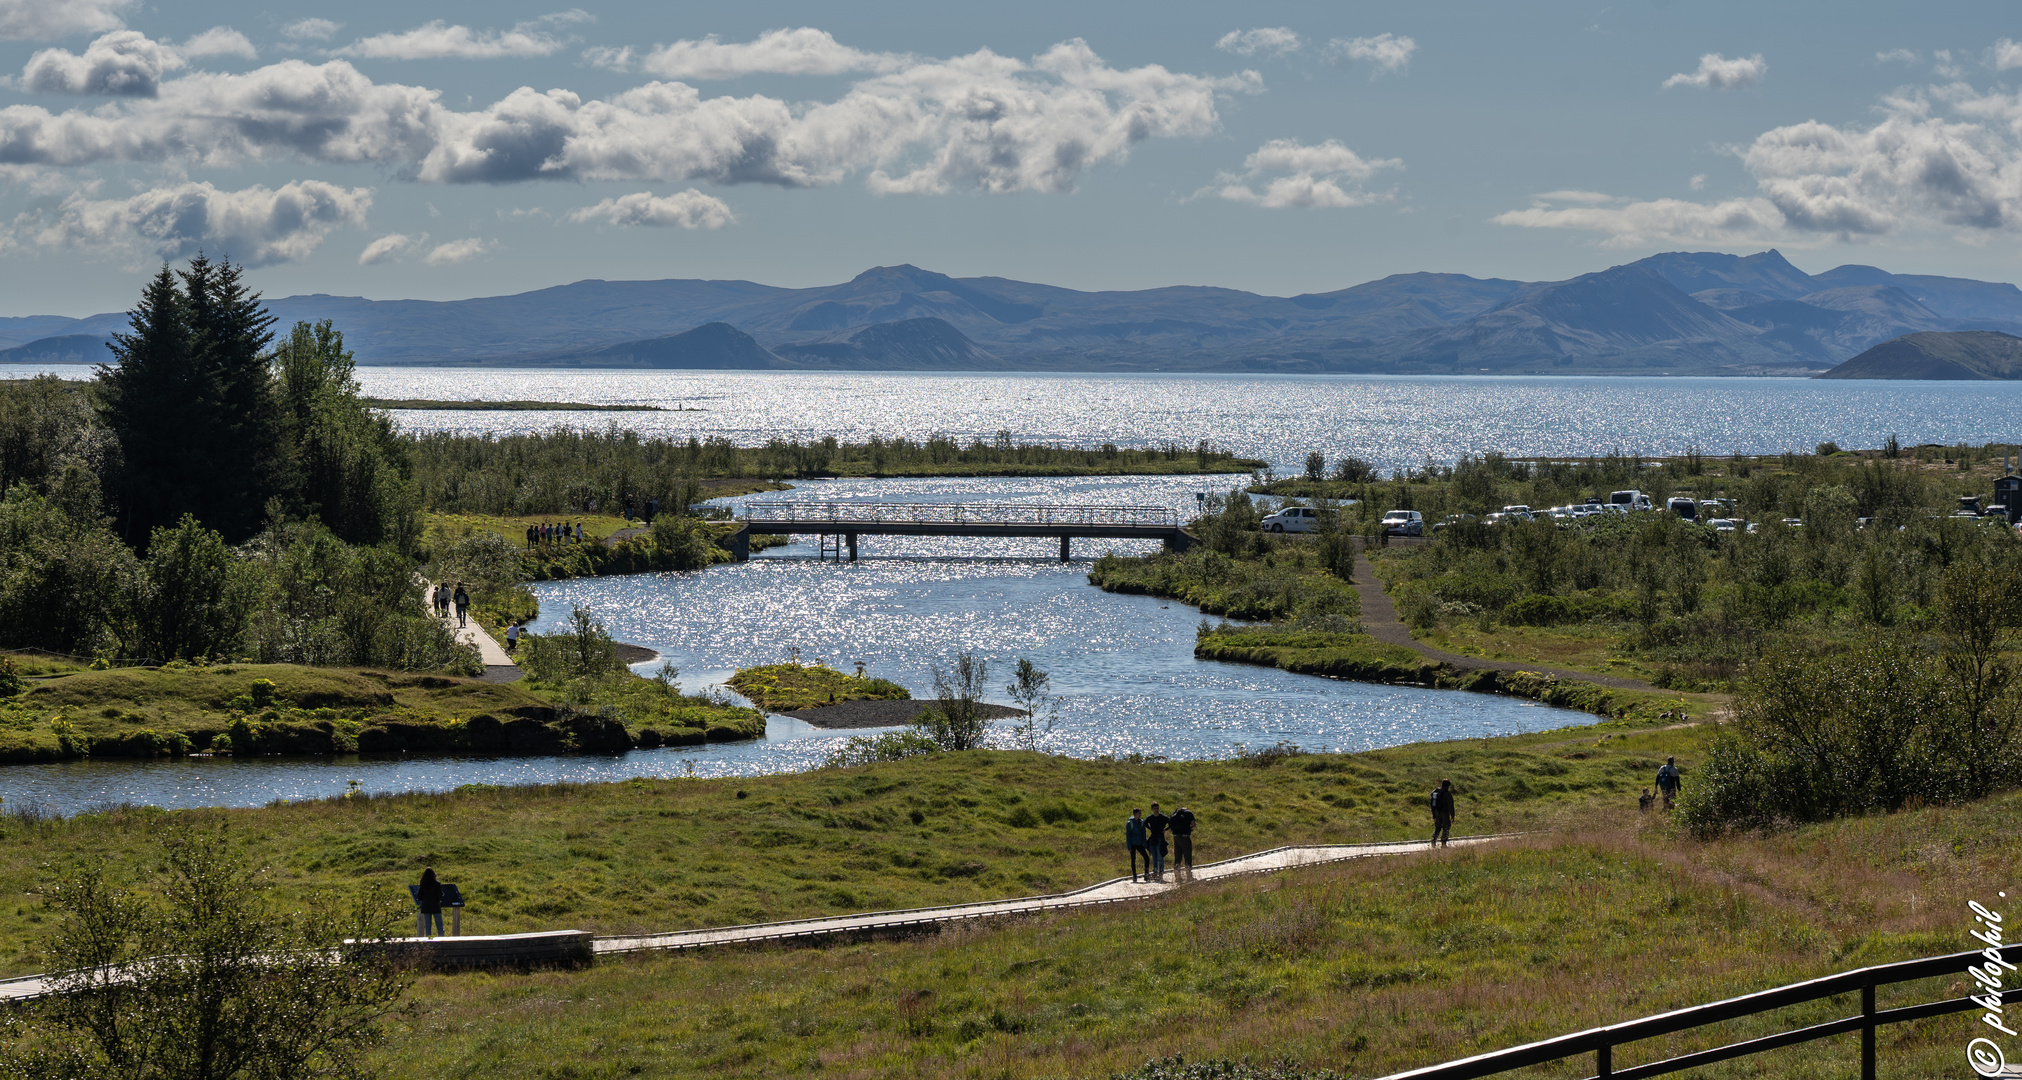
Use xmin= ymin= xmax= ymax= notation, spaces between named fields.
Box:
xmin=1124 ymin=808 xmax=1151 ymax=882
xmin=1145 ymin=803 xmax=1171 ymax=882
xmin=1655 ymin=757 xmax=1682 ymax=809
xmin=1429 ymin=779 xmax=1456 ymax=846
xmin=1168 ymin=805 xmax=1197 ymax=880
xmin=505 ymin=623 xmax=521 ymax=655
xmin=452 ymin=584 xmax=470 ymax=628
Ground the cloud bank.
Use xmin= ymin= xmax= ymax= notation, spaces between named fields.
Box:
xmin=22 ymin=30 xmax=181 ymax=96
xmin=1327 ymin=34 xmax=1417 ymax=77
xmin=20 ymin=179 xmax=371 ymax=264
xmin=337 ymin=11 xmax=590 ymax=61
xmin=0 ymin=0 xmax=135 ymax=42
xmin=640 ymin=27 xmax=901 ymax=79
xmin=1214 ymin=28 xmax=1302 ymax=59
xmin=0 ymin=37 xmax=1255 ymax=197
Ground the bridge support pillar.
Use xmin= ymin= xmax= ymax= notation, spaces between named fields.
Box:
xmin=1060 ymin=535 xmax=1070 ymax=562
xmin=846 ymin=533 xmax=857 ymax=562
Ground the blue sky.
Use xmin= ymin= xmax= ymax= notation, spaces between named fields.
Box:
xmin=4 ymin=0 xmax=2022 ymax=315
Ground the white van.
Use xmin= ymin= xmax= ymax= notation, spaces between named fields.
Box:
xmin=1609 ymin=490 xmax=1652 ymax=511
xmin=1260 ymin=506 xmax=1321 ymax=533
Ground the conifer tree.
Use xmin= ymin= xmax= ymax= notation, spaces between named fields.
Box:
xmin=98 ymin=265 xmax=193 ymax=546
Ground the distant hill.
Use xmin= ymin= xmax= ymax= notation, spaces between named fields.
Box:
xmin=772 ymin=318 xmax=1001 ymax=370
xmin=1817 ymin=331 xmax=2022 ymax=380
xmin=518 ymin=322 xmax=782 ymax=368
xmin=0 ymin=334 xmax=112 ymax=364
xmin=10 ymin=251 xmax=2022 ymax=374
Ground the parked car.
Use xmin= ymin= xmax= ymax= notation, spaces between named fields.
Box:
xmin=1667 ymin=496 xmax=1698 ymax=520
xmin=1431 ymin=514 xmax=1478 ymax=533
xmin=1707 ymin=518 xmax=1740 ymax=533
xmin=1499 ymin=505 xmax=1536 ymax=521
xmin=1260 ymin=506 xmax=1321 ymax=533
xmin=1609 ymin=490 xmax=1653 ymax=511
xmin=1381 ymin=509 xmax=1424 ymax=536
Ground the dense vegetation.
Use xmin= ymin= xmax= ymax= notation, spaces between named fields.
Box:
xmin=727 ymin=659 xmax=911 ymax=712
xmin=407 ymin=429 xmax=1260 ymax=517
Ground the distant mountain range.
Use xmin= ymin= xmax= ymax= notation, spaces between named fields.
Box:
xmin=9 ymin=250 xmax=2022 ymax=376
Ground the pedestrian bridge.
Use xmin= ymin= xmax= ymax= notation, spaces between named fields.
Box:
xmin=727 ymin=501 xmax=1197 ymax=561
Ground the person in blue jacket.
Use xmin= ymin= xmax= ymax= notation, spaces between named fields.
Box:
xmin=1125 ymin=808 xmax=1151 ymax=882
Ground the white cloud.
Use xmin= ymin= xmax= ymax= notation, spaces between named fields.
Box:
xmin=1326 ymin=34 xmax=1417 ymax=77
xmin=1494 ymin=193 xmax=1785 ymax=248
xmin=182 ymin=27 xmax=256 ymax=60
xmin=22 ymin=30 xmax=181 ymax=96
xmin=357 ymin=231 xmax=421 ymax=264
xmin=641 ymin=27 xmax=900 ymax=80
xmin=1993 ymin=39 xmax=2022 ymax=70
xmin=1877 ymin=48 xmax=1920 ymax=64
xmin=283 ymin=18 xmax=339 ymax=42
xmin=0 ymin=0 xmax=134 ymax=42
xmin=1214 ymin=28 xmax=1302 ymax=59
xmin=21 ymin=179 xmax=371 ymax=264
xmin=422 ymin=237 xmax=494 ymax=264
xmin=1533 ymin=189 xmax=1615 ymax=204
xmin=1207 ymin=137 xmax=1401 ymax=208
xmin=567 ymin=189 xmax=733 ymax=228
xmin=1663 ymin=52 xmax=1766 ymax=90
xmin=1689 ymin=173 xmax=1707 ymax=190
xmin=338 ymin=11 xmax=590 ymax=61
xmin=0 ymin=38 xmax=1254 ymax=197
xmin=582 ymin=45 xmax=632 ymax=71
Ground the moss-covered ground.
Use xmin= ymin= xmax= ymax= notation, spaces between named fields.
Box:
xmin=726 ymin=662 xmax=912 ymax=712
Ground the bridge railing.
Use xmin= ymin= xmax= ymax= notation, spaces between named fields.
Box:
xmin=741 ymin=502 xmax=1179 ymax=528
xmin=1378 ymin=942 xmax=2021 ymax=1080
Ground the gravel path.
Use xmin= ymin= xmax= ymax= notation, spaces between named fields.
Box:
xmin=1352 ymin=538 xmax=1656 ymax=692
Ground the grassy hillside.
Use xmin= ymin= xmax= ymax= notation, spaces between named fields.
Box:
xmin=372 ymin=794 xmax=1996 ymax=1078
xmin=0 ymin=660 xmax=763 ymax=762
xmin=0 ymin=718 xmax=1705 ymax=978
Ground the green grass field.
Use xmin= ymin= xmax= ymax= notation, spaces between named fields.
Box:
xmin=0 ymin=718 xmax=1708 ymax=979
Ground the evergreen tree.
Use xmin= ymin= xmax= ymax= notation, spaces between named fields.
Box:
xmin=270 ymin=319 xmax=418 ymax=549
xmin=182 ymin=254 xmax=279 ymax=540
xmin=98 ymin=265 xmax=194 ymax=546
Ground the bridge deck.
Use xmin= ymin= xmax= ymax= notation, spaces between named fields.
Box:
xmin=734 ymin=501 xmax=1196 ymax=559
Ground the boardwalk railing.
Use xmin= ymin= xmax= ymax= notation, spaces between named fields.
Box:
xmin=742 ymin=502 xmax=1180 ymax=528
xmin=1381 ymin=942 xmax=2022 ymax=1080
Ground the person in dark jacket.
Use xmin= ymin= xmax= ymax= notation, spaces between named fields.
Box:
xmin=452 ymin=584 xmax=470 ymax=628
xmin=417 ymin=868 xmax=443 ymax=937
xmin=1168 ymin=805 xmax=1197 ymax=879
xmin=1125 ymin=808 xmax=1151 ymax=882
xmin=1145 ymin=803 xmax=1171 ymax=881
xmin=1430 ymin=779 xmax=1456 ymax=846
xmin=1655 ymin=757 xmax=1682 ymax=809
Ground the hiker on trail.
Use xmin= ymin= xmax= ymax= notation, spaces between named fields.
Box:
xmin=433 ymin=583 xmax=450 ymax=617
xmin=574 ymin=522 xmax=584 ymax=544
xmin=1655 ymin=757 xmax=1682 ymax=810
xmin=505 ymin=623 xmax=520 ymax=654
xmin=1145 ymin=803 xmax=1171 ymax=881
xmin=1429 ymin=779 xmax=1456 ymax=846
xmin=416 ymin=868 xmax=443 ymax=937
xmin=524 ymin=524 xmax=537 ymax=549
xmin=1168 ymin=804 xmax=1197 ymax=880
xmin=1125 ymin=808 xmax=1151 ymax=882
xmin=452 ymin=584 xmax=470 ymax=628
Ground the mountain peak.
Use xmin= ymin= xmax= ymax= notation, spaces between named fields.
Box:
xmin=849 ymin=264 xmax=959 ymax=290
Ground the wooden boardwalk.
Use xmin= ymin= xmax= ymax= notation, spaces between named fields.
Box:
xmin=0 ymin=836 xmax=1497 ymax=1001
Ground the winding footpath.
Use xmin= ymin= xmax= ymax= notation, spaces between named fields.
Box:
xmin=0 ymin=835 xmax=1501 ymax=1000
xmin=418 ymin=580 xmax=520 ymax=683
xmin=1351 ymin=539 xmax=1655 ymax=692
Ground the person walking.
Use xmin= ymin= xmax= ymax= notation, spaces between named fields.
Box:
xmin=525 ymin=523 xmax=537 ymax=550
xmin=416 ymin=867 xmax=443 ymax=937
xmin=1168 ymin=804 xmax=1197 ymax=880
xmin=505 ymin=622 xmax=520 ymax=655
xmin=1145 ymin=803 xmax=1171 ymax=882
xmin=1125 ymin=808 xmax=1151 ymax=882
xmin=1655 ymin=757 xmax=1683 ymax=809
xmin=1429 ymin=779 xmax=1456 ymax=846
xmin=433 ymin=582 xmax=450 ymax=617
xmin=452 ymin=584 xmax=470 ymax=628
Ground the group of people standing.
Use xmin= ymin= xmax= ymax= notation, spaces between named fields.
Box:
xmin=526 ymin=521 xmax=585 ymax=548
xmin=1123 ymin=803 xmax=1196 ymax=882
xmin=431 ymin=582 xmax=470 ymax=628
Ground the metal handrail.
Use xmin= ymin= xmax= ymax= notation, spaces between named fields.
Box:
xmin=1380 ymin=942 xmax=2022 ymax=1080
xmin=741 ymin=502 xmax=1179 ymax=528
